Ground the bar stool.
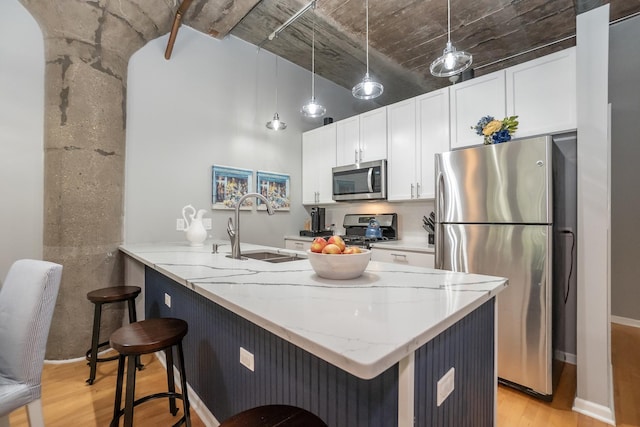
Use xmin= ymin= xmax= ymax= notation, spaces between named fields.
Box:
xmin=220 ymin=404 xmax=327 ymax=427
xmin=109 ymin=317 xmax=190 ymax=427
xmin=86 ymin=285 xmax=142 ymax=385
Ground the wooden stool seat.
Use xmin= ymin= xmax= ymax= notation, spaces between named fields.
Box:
xmin=85 ymin=285 xmax=142 ymax=385
xmin=87 ymin=285 xmax=141 ymax=303
xmin=220 ymin=405 xmax=327 ymax=427
xmin=110 ymin=318 xmax=188 ymax=355
xmin=109 ymin=318 xmax=191 ymax=427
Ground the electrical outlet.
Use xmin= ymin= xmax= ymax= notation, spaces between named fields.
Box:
xmin=164 ymin=293 xmax=171 ymax=308
xmin=176 ymin=218 xmax=185 ymax=231
xmin=239 ymin=347 xmax=254 ymax=372
xmin=436 ymin=367 xmax=455 ymax=406
xmin=203 ymin=218 xmax=212 ymax=230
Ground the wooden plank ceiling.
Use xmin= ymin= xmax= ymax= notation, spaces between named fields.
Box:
xmin=177 ymin=0 xmax=640 ymax=105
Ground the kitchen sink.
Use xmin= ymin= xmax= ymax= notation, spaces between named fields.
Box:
xmin=240 ymin=251 xmax=306 ymax=263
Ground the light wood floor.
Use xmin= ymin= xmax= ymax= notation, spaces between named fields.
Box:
xmin=8 ymin=324 xmax=640 ymax=426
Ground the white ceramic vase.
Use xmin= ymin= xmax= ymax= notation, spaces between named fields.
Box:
xmin=182 ymin=205 xmax=208 ymax=246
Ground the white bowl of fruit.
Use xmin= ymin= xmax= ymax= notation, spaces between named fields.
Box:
xmin=307 ymin=236 xmax=371 ymax=280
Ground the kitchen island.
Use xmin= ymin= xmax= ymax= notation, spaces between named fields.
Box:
xmin=120 ymin=241 xmax=507 ymax=427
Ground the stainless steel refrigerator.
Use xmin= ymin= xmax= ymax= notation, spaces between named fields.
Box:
xmin=434 ymin=133 xmax=576 ymax=399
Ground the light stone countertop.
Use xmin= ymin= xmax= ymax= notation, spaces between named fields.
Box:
xmin=120 ymin=240 xmax=506 ymax=380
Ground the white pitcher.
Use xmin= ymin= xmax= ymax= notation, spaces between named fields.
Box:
xmin=182 ymin=205 xmax=208 ymax=246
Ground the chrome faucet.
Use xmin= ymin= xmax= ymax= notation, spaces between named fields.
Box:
xmin=227 ymin=192 xmax=275 ymax=259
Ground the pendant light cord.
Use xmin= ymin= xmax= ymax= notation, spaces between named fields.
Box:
xmin=275 ymin=56 xmax=279 ymax=110
xmin=447 ymin=0 xmax=452 ymax=43
xmin=311 ymin=13 xmax=316 ymax=98
xmin=365 ymin=0 xmax=370 ymax=74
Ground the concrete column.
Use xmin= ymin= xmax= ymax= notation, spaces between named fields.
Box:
xmin=20 ymin=0 xmax=172 ymax=358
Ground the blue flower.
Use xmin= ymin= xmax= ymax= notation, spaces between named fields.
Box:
xmin=473 ymin=115 xmax=495 ymax=136
xmin=492 ymin=129 xmax=512 ymax=143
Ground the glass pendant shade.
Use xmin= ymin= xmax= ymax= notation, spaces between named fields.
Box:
xmin=267 ymin=57 xmax=286 ymax=131
xmin=352 ymin=73 xmax=384 ymax=99
xmin=430 ymin=0 xmax=472 ymax=78
xmin=352 ymin=0 xmax=383 ymax=100
xmin=266 ymin=112 xmax=286 ymax=130
xmin=302 ymin=96 xmax=326 ymax=118
xmin=430 ymin=41 xmax=472 ymax=77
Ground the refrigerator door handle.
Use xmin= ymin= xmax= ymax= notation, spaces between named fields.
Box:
xmin=435 ymin=222 xmax=444 ymax=269
xmin=435 ymin=168 xmax=445 ymax=269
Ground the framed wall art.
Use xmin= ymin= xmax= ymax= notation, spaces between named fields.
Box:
xmin=211 ymin=165 xmax=253 ymax=210
xmin=256 ymin=170 xmax=291 ymax=211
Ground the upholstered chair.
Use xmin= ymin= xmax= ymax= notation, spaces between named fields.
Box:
xmin=0 ymin=259 xmax=63 ymax=427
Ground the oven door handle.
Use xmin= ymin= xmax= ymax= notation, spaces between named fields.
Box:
xmin=367 ymin=167 xmax=374 ymax=193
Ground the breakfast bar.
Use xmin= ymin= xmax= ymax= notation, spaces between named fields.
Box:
xmin=120 ymin=241 xmax=507 ymax=427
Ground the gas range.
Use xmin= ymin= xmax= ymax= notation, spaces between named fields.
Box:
xmin=340 ymin=213 xmax=398 ymax=249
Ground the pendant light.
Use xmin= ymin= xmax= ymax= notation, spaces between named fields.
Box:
xmin=301 ymin=10 xmax=326 ymax=118
xmin=266 ymin=56 xmax=287 ymax=131
xmin=430 ymin=0 xmax=472 ymax=77
xmin=352 ymin=0 xmax=383 ymax=100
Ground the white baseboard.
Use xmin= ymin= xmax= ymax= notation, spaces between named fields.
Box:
xmin=573 ymin=397 xmax=616 ymax=425
xmin=611 ymin=315 xmax=640 ymax=328
xmin=554 ymin=350 xmax=577 ymax=365
xmin=155 ymin=351 xmax=219 ymax=427
xmin=45 ymin=348 xmax=113 ymax=364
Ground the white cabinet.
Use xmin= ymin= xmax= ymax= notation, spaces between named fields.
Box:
xmin=387 ymin=88 xmax=449 ymax=201
xmin=450 ymin=70 xmax=506 ymax=149
xmin=302 ymin=123 xmax=336 ymax=205
xmin=360 ymin=108 xmax=387 ymax=162
xmin=370 ymin=247 xmax=435 ymax=268
xmin=284 ymin=237 xmax=310 ymax=251
xmin=416 ymin=89 xmax=450 ymax=199
xmin=336 ymin=107 xmax=387 ymax=166
xmin=506 ymin=47 xmax=577 ymax=137
xmin=387 ymin=98 xmax=417 ymax=201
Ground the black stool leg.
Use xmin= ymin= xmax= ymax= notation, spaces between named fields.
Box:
xmin=177 ymin=342 xmax=192 ymax=427
xmin=127 ymin=298 xmax=144 ymax=371
xmin=110 ymin=355 xmax=126 ymax=427
xmin=87 ymin=302 xmax=103 ymax=384
xmin=165 ymin=347 xmax=179 ymax=416
xmin=124 ymin=355 xmax=138 ymax=427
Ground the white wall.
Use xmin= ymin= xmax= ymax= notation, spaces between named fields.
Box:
xmin=124 ymin=28 xmax=364 ymax=246
xmin=0 ymin=1 xmax=44 ymax=282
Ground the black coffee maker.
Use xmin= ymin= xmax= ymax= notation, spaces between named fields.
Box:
xmin=310 ymin=207 xmax=325 ymax=233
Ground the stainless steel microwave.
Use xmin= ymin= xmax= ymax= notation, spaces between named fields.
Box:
xmin=332 ymin=159 xmax=387 ymax=201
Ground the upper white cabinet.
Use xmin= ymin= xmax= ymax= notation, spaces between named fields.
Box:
xmin=387 ymin=98 xmax=417 ymax=201
xmin=302 ymin=123 xmax=336 ymax=205
xmin=336 ymin=107 xmax=387 ymax=166
xmin=450 ymin=70 xmax=506 ymax=149
xmin=387 ymin=88 xmax=449 ymax=201
xmin=416 ymin=89 xmax=450 ymax=199
xmin=506 ymin=47 xmax=577 ymax=137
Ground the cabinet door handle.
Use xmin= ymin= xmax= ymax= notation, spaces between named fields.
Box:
xmin=359 ymin=148 xmax=363 ymax=163
xmin=416 ymin=182 xmax=421 ymax=198
xmin=410 ymin=183 xmax=415 ymax=199
xmin=294 ymin=242 xmax=304 ymax=249
xmin=391 ymin=253 xmax=408 ymax=259
xmin=355 ymin=149 xmax=359 ymax=163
